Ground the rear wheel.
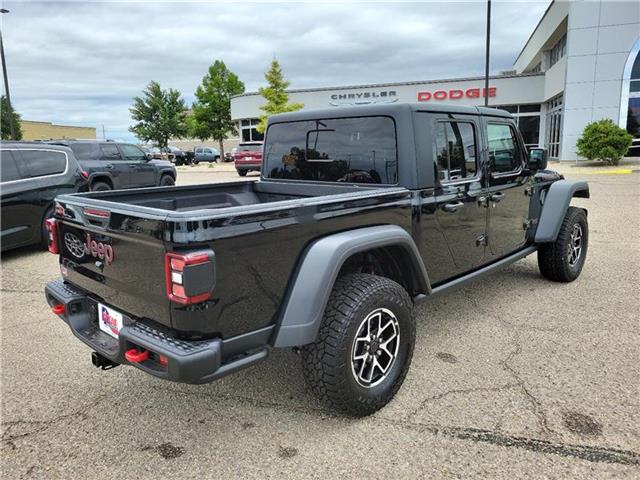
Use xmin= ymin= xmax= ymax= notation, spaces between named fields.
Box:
xmin=91 ymin=181 xmax=111 ymax=192
xmin=159 ymin=175 xmax=175 ymax=186
xmin=237 ymin=170 xmax=248 ymax=177
xmin=301 ymin=274 xmax=415 ymax=416
xmin=538 ymin=206 xmax=588 ymax=282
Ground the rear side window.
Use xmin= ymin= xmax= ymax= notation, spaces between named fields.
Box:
xmin=100 ymin=143 xmax=122 ymax=160
xmin=68 ymin=142 xmax=100 ymax=161
xmin=264 ymin=116 xmax=397 ymax=184
xmin=433 ymin=122 xmax=477 ymax=182
xmin=20 ymin=150 xmax=67 ymax=177
xmin=487 ymin=123 xmax=523 ymax=173
xmin=1 ymin=150 xmax=22 ymax=182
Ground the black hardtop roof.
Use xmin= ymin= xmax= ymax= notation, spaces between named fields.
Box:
xmin=268 ymin=102 xmax=512 ymax=123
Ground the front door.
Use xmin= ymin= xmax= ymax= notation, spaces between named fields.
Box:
xmin=426 ymin=115 xmax=489 ymax=283
xmin=119 ymin=144 xmax=157 ymax=187
xmin=485 ymin=121 xmax=533 ymax=258
xmin=99 ymin=143 xmax=130 ymax=188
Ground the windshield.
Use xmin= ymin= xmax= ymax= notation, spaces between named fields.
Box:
xmin=263 ymin=116 xmax=397 ymax=184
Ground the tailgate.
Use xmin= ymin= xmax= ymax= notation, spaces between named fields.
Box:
xmin=55 ymin=200 xmax=171 ymax=327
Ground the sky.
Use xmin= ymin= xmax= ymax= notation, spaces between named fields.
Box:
xmin=2 ymin=0 xmax=550 ymax=141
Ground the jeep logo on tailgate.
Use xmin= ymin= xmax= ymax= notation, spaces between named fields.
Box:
xmin=85 ymin=234 xmax=114 ymax=265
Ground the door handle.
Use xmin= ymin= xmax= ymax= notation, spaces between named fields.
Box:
xmin=490 ymin=192 xmax=505 ymax=202
xmin=442 ymin=201 xmax=464 ymax=213
xmin=128 ymin=164 xmax=139 ymax=168
xmin=105 ymin=164 xmax=114 ymax=169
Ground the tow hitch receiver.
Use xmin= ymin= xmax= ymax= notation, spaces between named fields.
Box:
xmin=91 ymin=351 xmax=119 ymax=370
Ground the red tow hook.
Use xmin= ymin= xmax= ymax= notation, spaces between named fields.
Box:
xmin=51 ymin=304 xmax=65 ymax=315
xmin=125 ymin=348 xmax=149 ymax=363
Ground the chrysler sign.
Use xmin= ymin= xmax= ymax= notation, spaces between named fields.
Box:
xmin=417 ymin=87 xmax=497 ymax=102
xmin=330 ymin=90 xmax=398 ymax=106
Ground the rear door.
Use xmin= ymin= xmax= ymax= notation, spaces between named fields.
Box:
xmin=119 ymin=144 xmax=157 ymax=187
xmin=0 ymin=149 xmax=34 ymax=249
xmin=484 ymin=120 xmax=533 ymax=258
xmin=1 ymin=148 xmax=70 ymax=249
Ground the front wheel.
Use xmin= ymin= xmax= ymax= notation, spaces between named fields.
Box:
xmin=538 ymin=206 xmax=588 ymax=282
xmin=301 ymin=274 xmax=415 ymax=416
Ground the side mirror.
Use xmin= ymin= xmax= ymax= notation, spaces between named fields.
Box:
xmin=527 ymin=148 xmax=548 ymax=171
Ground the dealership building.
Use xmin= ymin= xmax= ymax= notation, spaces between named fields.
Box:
xmin=231 ymin=0 xmax=640 ymax=160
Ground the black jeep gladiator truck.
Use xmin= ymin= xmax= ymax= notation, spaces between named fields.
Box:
xmin=44 ymin=104 xmax=589 ymax=416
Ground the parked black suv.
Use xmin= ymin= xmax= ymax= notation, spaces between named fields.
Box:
xmin=1 ymin=142 xmax=88 ymax=251
xmin=50 ymin=141 xmax=177 ymax=191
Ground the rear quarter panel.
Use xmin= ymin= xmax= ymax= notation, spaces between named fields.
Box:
xmin=166 ymin=189 xmax=413 ymax=338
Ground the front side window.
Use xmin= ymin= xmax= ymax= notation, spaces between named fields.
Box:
xmin=20 ymin=150 xmax=67 ymax=177
xmin=264 ymin=116 xmax=397 ymax=184
xmin=487 ymin=123 xmax=523 ymax=173
xmin=0 ymin=150 xmax=22 ymax=182
xmin=433 ymin=121 xmax=477 ymax=182
xmin=120 ymin=144 xmax=147 ymax=161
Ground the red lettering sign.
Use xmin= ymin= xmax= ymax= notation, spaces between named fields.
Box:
xmin=416 ymin=86 xmax=497 ymax=102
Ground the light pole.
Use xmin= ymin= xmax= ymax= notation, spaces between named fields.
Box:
xmin=1 ymin=8 xmax=16 ymax=140
xmin=484 ymin=0 xmax=491 ymax=107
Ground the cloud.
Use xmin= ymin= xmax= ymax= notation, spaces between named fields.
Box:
xmin=2 ymin=1 xmax=549 ymax=140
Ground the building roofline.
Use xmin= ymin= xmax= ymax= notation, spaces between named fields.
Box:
xmin=232 ymin=72 xmax=545 ymax=99
xmin=514 ymin=0 xmax=555 ymax=65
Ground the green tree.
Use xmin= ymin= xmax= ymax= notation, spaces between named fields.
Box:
xmin=129 ymin=81 xmax=188 ymax=148
xmin=190 ymin=60 xmax=245 ymax=158
xmin=256 ymin=59 xmax=303 ymax=133
xmin=1 ymin=95 xmax=23 ymax=140
xmin=576 ymin=118 xmax=633 ymax=166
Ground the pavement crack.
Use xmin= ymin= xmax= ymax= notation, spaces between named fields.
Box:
xmin=1 ymin=396 xmax=106 ymax=446
xmin=405 ymin=384 xmax=520 ymax=421
xmin=499 ymin=340 xmax=554 ymax=436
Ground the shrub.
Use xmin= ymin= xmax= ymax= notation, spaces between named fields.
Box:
xmin=576 ymin=119 xmax=633 ymax=166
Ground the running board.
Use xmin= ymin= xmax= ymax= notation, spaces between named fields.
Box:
xmin=414 ymin=246 xmax=538 ymax=305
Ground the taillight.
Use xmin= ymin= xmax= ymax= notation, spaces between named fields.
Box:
xmin=165 ymin=251 xmax=215 ymax=305
xmin=80 ymin=170 xmax=89 ymax=180
xmin=45 ymin=218 xmax=59 ymax=254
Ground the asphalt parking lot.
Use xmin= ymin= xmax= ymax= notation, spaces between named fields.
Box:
xmin=1 ymin=164 xmax=639 ymax=478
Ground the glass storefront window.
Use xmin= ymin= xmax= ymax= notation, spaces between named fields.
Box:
xmin=239 ymin=118 xmax=264 ymax=142
xmin=518 ymin=116 xmax=541 ymax=147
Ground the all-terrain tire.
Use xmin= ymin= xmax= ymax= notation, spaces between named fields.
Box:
xmin=301 ymin=274 xmax=415 ymax=416
xmin=91 ymin=181 xmax=111 ymax=192
xmin=159 ymin=175 xmax=175 ymax=186
xmin=538 ymin=206 xmax=588 ymax=282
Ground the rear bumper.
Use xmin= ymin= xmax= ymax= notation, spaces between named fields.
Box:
xmin=235 ymin=164 xmax=261 ymax=171
xmin=45 ymin=279 xmax=269 ymax=384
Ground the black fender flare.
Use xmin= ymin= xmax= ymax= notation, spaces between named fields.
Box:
xmin=535 ymin=180 xmax=589 ymax=243
xmin=272 ymin=225 xmax=429 ymax=347
xmin=89 ymin=173 xmax=114 ymax=188
xmin=158 ymin=168 xmax=177 ymax=180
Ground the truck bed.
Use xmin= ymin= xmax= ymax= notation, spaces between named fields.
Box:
xmin=59 ymin=179 xmax=405 ymax=218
